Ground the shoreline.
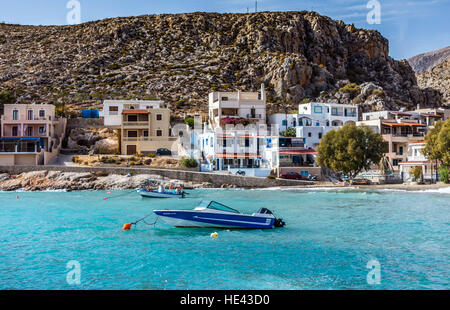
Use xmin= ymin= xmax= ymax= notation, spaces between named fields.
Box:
xmin=1 ymin=170 xmax=449 ymax=193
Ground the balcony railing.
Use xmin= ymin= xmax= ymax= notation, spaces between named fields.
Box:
xmin=122 ymin=121 xmax=150 ymax=127
xmin=246 ymin=114 xmax=263 ymax=119
xmin=123 ymin=137 xmax=178 ymax=142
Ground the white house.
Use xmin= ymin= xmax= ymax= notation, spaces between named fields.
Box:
xmin=399 ymin=142 xmax=438 ymax=182
xmin=269 ymin=102 xmax=358 ymax=149
xmin=198 ymin=85 xmax=268 ymax=171
xmin=208 ymin=84 xmax=267 ymax=129
xmin=101 ymin=100 xmax=165 ymax=127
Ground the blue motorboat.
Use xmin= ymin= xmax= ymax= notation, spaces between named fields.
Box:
xmin=154 ymin=200 xmax=286 ymax=229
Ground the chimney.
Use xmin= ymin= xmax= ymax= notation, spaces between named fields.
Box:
xmin=260 ymin=83 xmax=266 ymax=101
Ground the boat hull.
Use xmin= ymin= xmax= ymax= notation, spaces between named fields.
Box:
xmin=138 ymin=189 xmax=184 ymax=199
xmin=154 ymin=210 xmax=275 ymax=229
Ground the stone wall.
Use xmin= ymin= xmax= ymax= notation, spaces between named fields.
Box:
xmin=0 ymin=165 xmax=315 ymax=188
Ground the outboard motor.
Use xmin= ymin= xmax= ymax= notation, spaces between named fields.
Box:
xmin=258 ymin=208 xmax=286 ymax=228
xmin=274 ymin=218 xmax=286 ymax=228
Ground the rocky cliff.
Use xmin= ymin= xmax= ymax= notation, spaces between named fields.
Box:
xmin=0 ymin=12 xmax=444 ymax=116
xmin=408 ymin=46 xmax=450 ymax=74
xmin=416 ymin=58 xmax=449 ymax=104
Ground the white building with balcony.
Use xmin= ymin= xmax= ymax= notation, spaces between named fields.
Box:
xmin=269 ymin=102 xmax=358 ymax=149
xmin=102 ymin=100 xmax=165 ymax=127
xmin=198 ymin=85 xmax=267 ymax=171
xmin=208 ymin=84 xmax=266 ymax=129
xmin=399 ymin=142 xmax=438 ymax=182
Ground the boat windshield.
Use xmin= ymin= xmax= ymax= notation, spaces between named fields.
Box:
xmin=198 ymin=201 xmax=240 ymax=214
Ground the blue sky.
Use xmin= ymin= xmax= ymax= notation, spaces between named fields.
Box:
xmin=0 ymin=0 xmax=449 ymax=60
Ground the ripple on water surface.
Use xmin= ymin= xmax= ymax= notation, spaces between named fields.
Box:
xmin=0 ymin=189 xmax=449 ymax=290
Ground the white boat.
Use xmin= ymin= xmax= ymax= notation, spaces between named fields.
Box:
xmin=154 ymin=200 xmax=286 ymax=229
xmin=137 ymin=188 xmax=185 ymax=199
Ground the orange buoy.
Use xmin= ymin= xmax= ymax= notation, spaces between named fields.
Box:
xmin=123 ymin=223 xmax=133 ymax=231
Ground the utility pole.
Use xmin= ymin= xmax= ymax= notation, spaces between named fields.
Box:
xmin=255 ymin=1 xmax=258 ymax=13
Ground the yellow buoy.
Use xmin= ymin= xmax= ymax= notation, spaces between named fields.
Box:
xmin=210 ymin=232 xmax=219 ymax=238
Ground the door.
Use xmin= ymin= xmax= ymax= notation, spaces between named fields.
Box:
xmin=126 ymin=145 xmax=137 ymax=155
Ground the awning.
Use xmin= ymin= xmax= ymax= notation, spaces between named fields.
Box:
xmin=122 ymin=110 xmax=149 ymax=115
xmin=422 ymin=114 xmax=442 ymax=118
xmin=207 ymin=154 xmax=262 ymax=159
xmin=0 ymin=137 xmax=40 ymax=142
xmin=279 ymin=150 xmax=318 ymax=155
xmin=217 ymin=134 xmax=234 ymax=139
xmin=382 ymin=122 xmax=426 ymax=127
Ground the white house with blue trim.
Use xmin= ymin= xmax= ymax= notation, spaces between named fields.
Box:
xmin=268 ymin=102 xmax=358 ymax=149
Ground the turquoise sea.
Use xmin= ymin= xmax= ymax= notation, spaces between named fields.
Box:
xmin=0 ymin=188 xmax=449 ymax=290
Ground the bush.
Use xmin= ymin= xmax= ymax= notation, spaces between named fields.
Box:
xmin=184 ymin=117 xmax=195 ymax=128
xmin=267 ymin=175 xmax=276 ymax=180
xmin=280 ymin=128 xmax=297 ymax=137
xmin=409 ymin=166 xmax=423 ymax=182
xmin=146 ymin=153 xmax=156 ymax=158
xmin=180 ymin=157 xmax=198 ymax=168
xmin=440 ymin=166 xmax=449 ymax=184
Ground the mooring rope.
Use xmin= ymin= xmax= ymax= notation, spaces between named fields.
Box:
xmin=103 ymin=190 xmax=136 ymax=200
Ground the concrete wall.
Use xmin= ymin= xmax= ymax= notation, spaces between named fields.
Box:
xmin=0 ymin=165 xmax=315 ymax=188
xmin=0 ymin=154 xmax=39 ymax=166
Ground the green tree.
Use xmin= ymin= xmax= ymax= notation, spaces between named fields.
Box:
xmin=280 ymin=128 xmax=296 ymax=137
xmin=317 ymin=123 xmax=385 ymax=179
xmin=423 ymin=119 xmax=450 ymax=167
xmin=0 ymin=90 xmax=16 ymax=113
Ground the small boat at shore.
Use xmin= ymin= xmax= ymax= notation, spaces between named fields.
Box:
xmin=138 ymin=185 xmax=185 ymax=199
xmin=154 ymin=200 xmax=286 ymax=229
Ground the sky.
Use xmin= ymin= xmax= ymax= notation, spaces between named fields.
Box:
xmin=0 ymin=0 xmax=449 ymax=60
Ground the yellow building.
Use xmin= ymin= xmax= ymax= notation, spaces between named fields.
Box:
xmin=120 ymin=108 xmax=178 ymax=155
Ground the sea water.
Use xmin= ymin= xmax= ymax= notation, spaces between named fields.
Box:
xmin=0 ymin=188 xmax=448 ymax=290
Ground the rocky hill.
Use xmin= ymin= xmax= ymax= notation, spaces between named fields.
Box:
xmin=0 ymin=12 xmax=444 ymax=117
xmin=416 ymin=58 xmax=449 ymax=103
xmin=408 ymin=46 xmax=450 ymax=74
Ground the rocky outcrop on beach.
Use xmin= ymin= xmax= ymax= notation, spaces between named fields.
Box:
xmin=0 ymin=12 xmax=444 ymax=116
xmin=0 ymin=171 xmax=212 ymax=192
xmin=66 ymin=128 xmax=119 ymax=154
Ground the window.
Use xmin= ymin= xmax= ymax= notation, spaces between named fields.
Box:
xmin=308 ymin=132 xmax=312 ymax=137
xmin=143 ymin=131 xmax=149 ymax=137
xmin=156 ymin=130 xmax=163 ymax=137
xmin=128 ymin=131 xmax=138 ymax=138
xmin=27 ymin=110 xmax=34 ymax=121
xmin=12 ymin=126 xmax=18 ymax=137
xmin=128 ymin=115 xmax=138 ymax=122
xmin=156 ymin=114 xmax=162 ymax=121
xmin=366 ymin=116 xmax=370 ymax=121
xmin=39 ymin=126 xmax=45 ymax=135
xmin=282 ymin=120 xmax=287 ymax=126
xmin=109 ymin=106 xmax=119 ymax=112
xmin=12 ymin=109 xmax=19 ymax=120
xmin=293 ymin=120 xmax=296 ymax=127
xmin=26 ymin=127 xmax=33 ymax=137
xmin=314 ymin=106 xmax=323 ymax=114
xmin=316 ymin=122 xmax=320 ymax=126
xmin=39 ymin=110 xmax=45 ymax=118
xmin=319 ymin=133 xmax=323 ymax=139
xmin=245 ymin=139 xmax=250 ymax=148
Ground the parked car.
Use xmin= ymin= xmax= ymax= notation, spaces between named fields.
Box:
xmin=235 ymin=170 xmax=246 ymax=176
xmin=350 ymin=179 xmax=371 ymax=185
xmin=281 ymin=172 xmax=304 ymax=180
xmin=156 ymin=148 xmax=172 ymax=156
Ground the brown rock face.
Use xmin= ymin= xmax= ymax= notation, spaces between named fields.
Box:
xmin=0 ymin=12 xmax=443 ymax=114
